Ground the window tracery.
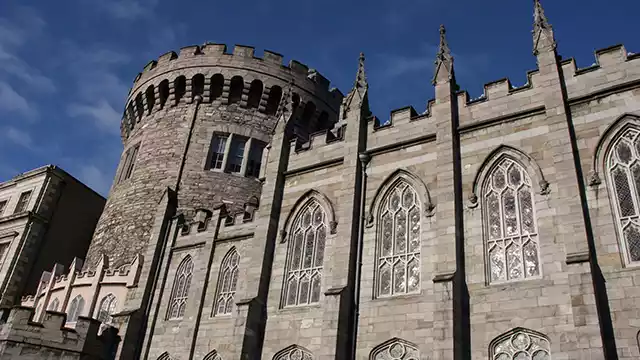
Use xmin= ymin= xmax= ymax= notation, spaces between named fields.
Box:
xmin=484 ymin=158 xmax=540 ymax=283
xmin=491 ymin=330 xmax=551 ymax=360
xmin=376 ymin=179 xmax=421 ymax=297
xmin=607 ymin=128 xmax=640 ymax=264
xmin=67 ymin=295 xmax=85 ymax=323
xmin=274 ymin=346 xmax=313 ymax=360
xmin=97 ymin=294 xmax=118 ymax=324
xmin=371 ymin=339 xmax=419 ymax=360
xmin=213 ymin=248 xmax=239 ymax=316
xmin=283 ymin=200 xmax=326 ymax=307
xmin=168 ymin=255 xmax=194 ymax=319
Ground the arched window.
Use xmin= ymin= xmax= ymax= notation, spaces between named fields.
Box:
xmin=606 ymin=127 xmax=640 ymax=264
xmin=47 ymin=297 xmax=59 ymax=311
xmin=192 ymin=74 xmax=205 ymax=98
xmin=483 ymin=158 xmax=540 ymax=283
xmin=174 ymin=76 xmax=186 ymax=103
xmin=370 ymin=339 xmax=419 ymax=360
xmin=265 ymin=85 xmax=282 ymax=115
xmin=159 ymin=80 xmax=170 ymax=108
xmin=247 ymin=79 xmax=263 ymax=109
xmin=376 ymin=179 xmax=421 ymax=297
xmin=158 ymin=352 xmax=173 ymax=360
xmin=213 ymin=248 xmax=240 ymax=316
xmin=301 ymin=101 xmax=316 ymax=123
xmin=167 ymin=255 xmax=194 ymax=319
xmin=228 ymin=76 xmax=244 ymax=104
xmin=135 ymin=93 xmax=144 ymax=121
xmin=317 ymin=111 xmax=330 ymax=131
xmin=145 ymin=85 xmax=156 ymax=113
xmin=97 ymin=294 xmax=118 ymax=324
xmin=292 ymin=93 xmax=300 ymax=111
xmin=203 ymin=350 xmax=222 ymax=360
xmin=490 ymin=328 xmax=551 ymax=359
xmin=210 ymin=74 xmax=224 ymax=101
xmin=283 ymin=200 xmax=327 ymax=307
xmin=67 ymin=295 xmax=85 ymax=323
xmin=274 ymin=345 xmax=313 ymax=360
xmin=126 ymin=101 xmax=135 ymax=123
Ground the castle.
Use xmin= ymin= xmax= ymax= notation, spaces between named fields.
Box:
xmin=3 ymin=1 xmax=640 ymax=359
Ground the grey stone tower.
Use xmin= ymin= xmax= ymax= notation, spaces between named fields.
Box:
xmin=84 ymin=44 xmax=343 ymax=270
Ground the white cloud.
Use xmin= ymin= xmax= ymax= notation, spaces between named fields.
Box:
xmin=97 ymin=0 xmax=159 ymax=20
xmin=5 ymin=126 xmax=34 ymax=149
xmin=79 ymin=165 xmax=112 ymax=196
xmin=0 ymin=82 xmax=37 ymax=119
xmin=68 ymin=99 xmax=122 ymax=134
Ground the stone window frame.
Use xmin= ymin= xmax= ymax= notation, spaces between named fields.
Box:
xmin=66 ymin=294 xmax=85 ymax=324
xmin=488 ymin=327 xmax=551 ymax=360
xmin=0 ymin=198 xmax=8 ymax=217
xmin=273 ymin=345 xmax=313 ymax=360
xmin=370 ymin=338 xmax=420 ymax=360
xmin=96 ymin=293 xmax=118 ymax=324
xmin=117 ymin=143 xmax=141 ymax=184
xmin=203 ymin=350 xmax=222 ymax=360
xmin=591 ymin=114 xmax=640 ymax=268
xmin=205 ymin=132 xmax=267 ymax=179
xmin=469 ymin=145 xmax=550 ymax=286
xmin=167 ymin=255 xmax=194 ymax=320
xmin=47 ymin=297 xmax=60 ymax=311
xmin=13 ymin=190 xmax=32 ymax=214
xmin=212 ymin=247 xmax=240 ymax=316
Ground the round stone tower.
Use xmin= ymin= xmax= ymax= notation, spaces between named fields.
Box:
xmin=84 ymin=44 xmax=342 ymax=269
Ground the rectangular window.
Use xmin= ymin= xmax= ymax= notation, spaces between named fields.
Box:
xmin=0 ymin=242 xmax=9 ymax=265
xmin=209 ymin=134 xmax=228 ymax=170
xmin=14 ymin=191 xmax=32 ymax=214
xmin=226 ymin=136 xmax=247 ymax=174
xmin=0 ymin=200 xmax=7 ymax=216
xmin=246 ymin=141 xmax=265 ymax=178
xmin=118 ymin=144 xmax=140 ymax=184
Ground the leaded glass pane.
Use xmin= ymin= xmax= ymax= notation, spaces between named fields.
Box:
xmin=274 ymin=347 xmax=313 ymax=360
xmin=214 ymin=248 xmax=240 ymax=316
xmin=491 ymin=330 xmax=551 ymax=360
xmin=283 ymin=199 xmax=327 ymax=307
xmin=168 ymin=256 xmax=192 ymax=320
xmin=617 ymin=141 xmax=633 ymax=163
xmin=613 ymin=167 xmax=636 ymax=217
xmin=624 ymin=225 xmax=640 ymax=262
xmin=376 ymin=179 xmax=421 ymax=297
xmin=484 ymin=159 xmax=540 ymax=284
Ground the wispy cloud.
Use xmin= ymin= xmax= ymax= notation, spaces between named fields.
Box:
xmin=68 ymin=99 xmax=121 ymax=134
xmin=0 ymin=82 xmax=37 ymax=119
xmin=4 ymin=126 xmax=34 ymax=149
xmin=78 ymin=164 xmax=112 ymax=196
xmin=96 ymin=0 xmax=159 ymax=20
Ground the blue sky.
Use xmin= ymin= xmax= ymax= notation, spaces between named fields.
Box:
xmin=0 ymin=0 xmax=638 ymax=196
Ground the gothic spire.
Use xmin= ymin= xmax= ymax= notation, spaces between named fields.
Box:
xmin=432 ymin=24 xmax=454 ymax=85
xmin=532 ymin=0 xmax=556 ymax=54
xmin=353 ymin=52 xmax=368 ymax=98
xmin=340 ymin=52 xmax=370 ymax=120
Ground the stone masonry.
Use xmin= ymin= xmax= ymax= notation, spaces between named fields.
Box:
xmin=17 ymin=1 xmax=640 ymax=359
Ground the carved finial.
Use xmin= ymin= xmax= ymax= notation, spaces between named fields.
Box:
xmin=532 ymin=0 xmax=556 ymax=55
xmin=354 ymin=52 xmax=368 ymax=96
xmin=432 ymin=25 xmax=454 ymax=85
xmin=340 ymin=52 xmax=371 ymax=120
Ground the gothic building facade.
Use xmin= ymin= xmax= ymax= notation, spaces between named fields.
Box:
xmin=12 ymin=1 xmax=640 ymax=359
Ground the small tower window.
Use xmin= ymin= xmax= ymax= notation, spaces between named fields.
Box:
xmin=159 ymin=80 xmax=170 ymax=108
xmin=145 ymin=85 xmax=156 ymax=113
xmin=118 ymin=144 xmax=140 ymax=184
xmin=192 ymin=74 xmax=205 ymax=98
xmin=211 ymin=74 xmax=224 ymax=101
xmin=135 ymin=93 xmax=144 ymax=121
xmin=265 ymin=86 xmax=282 ymax=115
xmin=174 ymin=76 xmax=186 ymax=103
xmin=301 ymin=101 xmax=316 ymax=123
xmin=208 ymin=134 xmax=228 ymax=170
xmin=246 ymin=140 xmax=266 ymax=178
xmin=228 ymin=76 xmax=244 ymax=105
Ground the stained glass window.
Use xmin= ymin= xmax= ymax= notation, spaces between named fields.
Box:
xmin=97 ymin=294 xmax=118 ymax=324
xmin=274 ymin=346 xmax=313 ymax=360
xmin=283 ymin=200 xmax=326 ymax=307
xmin=491 ymin=330 xmax=551 ymax=360
xmin=372 ymin=340 xmax=420 ymax=360
xmin=376 ymin=180 xmax=421 ymax=297
xmin=484 ymin=158 xmax=540 ymax=283
xmin=67 ymin=295 xmax=85 ymax=323
xmin=167 ymin=255 xmax=194 ymax=319
xmin=213 ymin=248 xmax=240 ymax=316
xmin=608 ymin=128 xmax=640 ymax=264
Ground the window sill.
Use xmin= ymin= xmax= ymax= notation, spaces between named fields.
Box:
xmin=278 ymin=303 xmax=322 ymax=314
xmin=372 ymin=291 xmax=424 ymax=303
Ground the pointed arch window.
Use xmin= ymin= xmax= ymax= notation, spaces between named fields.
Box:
xmin=484 ymin=158 xmax=540 ymax=283
xmin=97 ymin=294 xmax=118 ymax=324
xmin=283 ymin=200 xmax=327 ymax=307
xmin=490 ymin=329 xmax=551 ymax=360
xmin=203 ymin=350 xmax=222 ymax=360
xmin=371 ymin=339 xmax=419 ymax=360
xmin=47 ymin=297 xmax=59 ymax=311
xmin=168 ymin=255 xmax=194 ymax=319
xmin=607 ymin=128 xmax=640 ymax=264
xmin=274 ymin=346 xmax=313 ymax=360
xmin=67 ymin=295 xmax=85 ymax=323
xmin=376 ymin=179 xmax=421 ymax=297
xmin=213 ymin=248 xmax=240 ymax=316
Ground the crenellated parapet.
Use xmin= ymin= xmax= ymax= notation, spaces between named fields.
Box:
xmin=120 ymin=43 xmax=344 ymax=141
xmin=0 ymin=306 xmax=119 ymax=359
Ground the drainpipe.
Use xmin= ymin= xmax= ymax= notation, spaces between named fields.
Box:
xmin=351 ymin=152 xmax=370 ymax=360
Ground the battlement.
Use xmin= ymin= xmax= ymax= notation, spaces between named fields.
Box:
xmin=0 ymin=306 xmax=119 ymax=359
